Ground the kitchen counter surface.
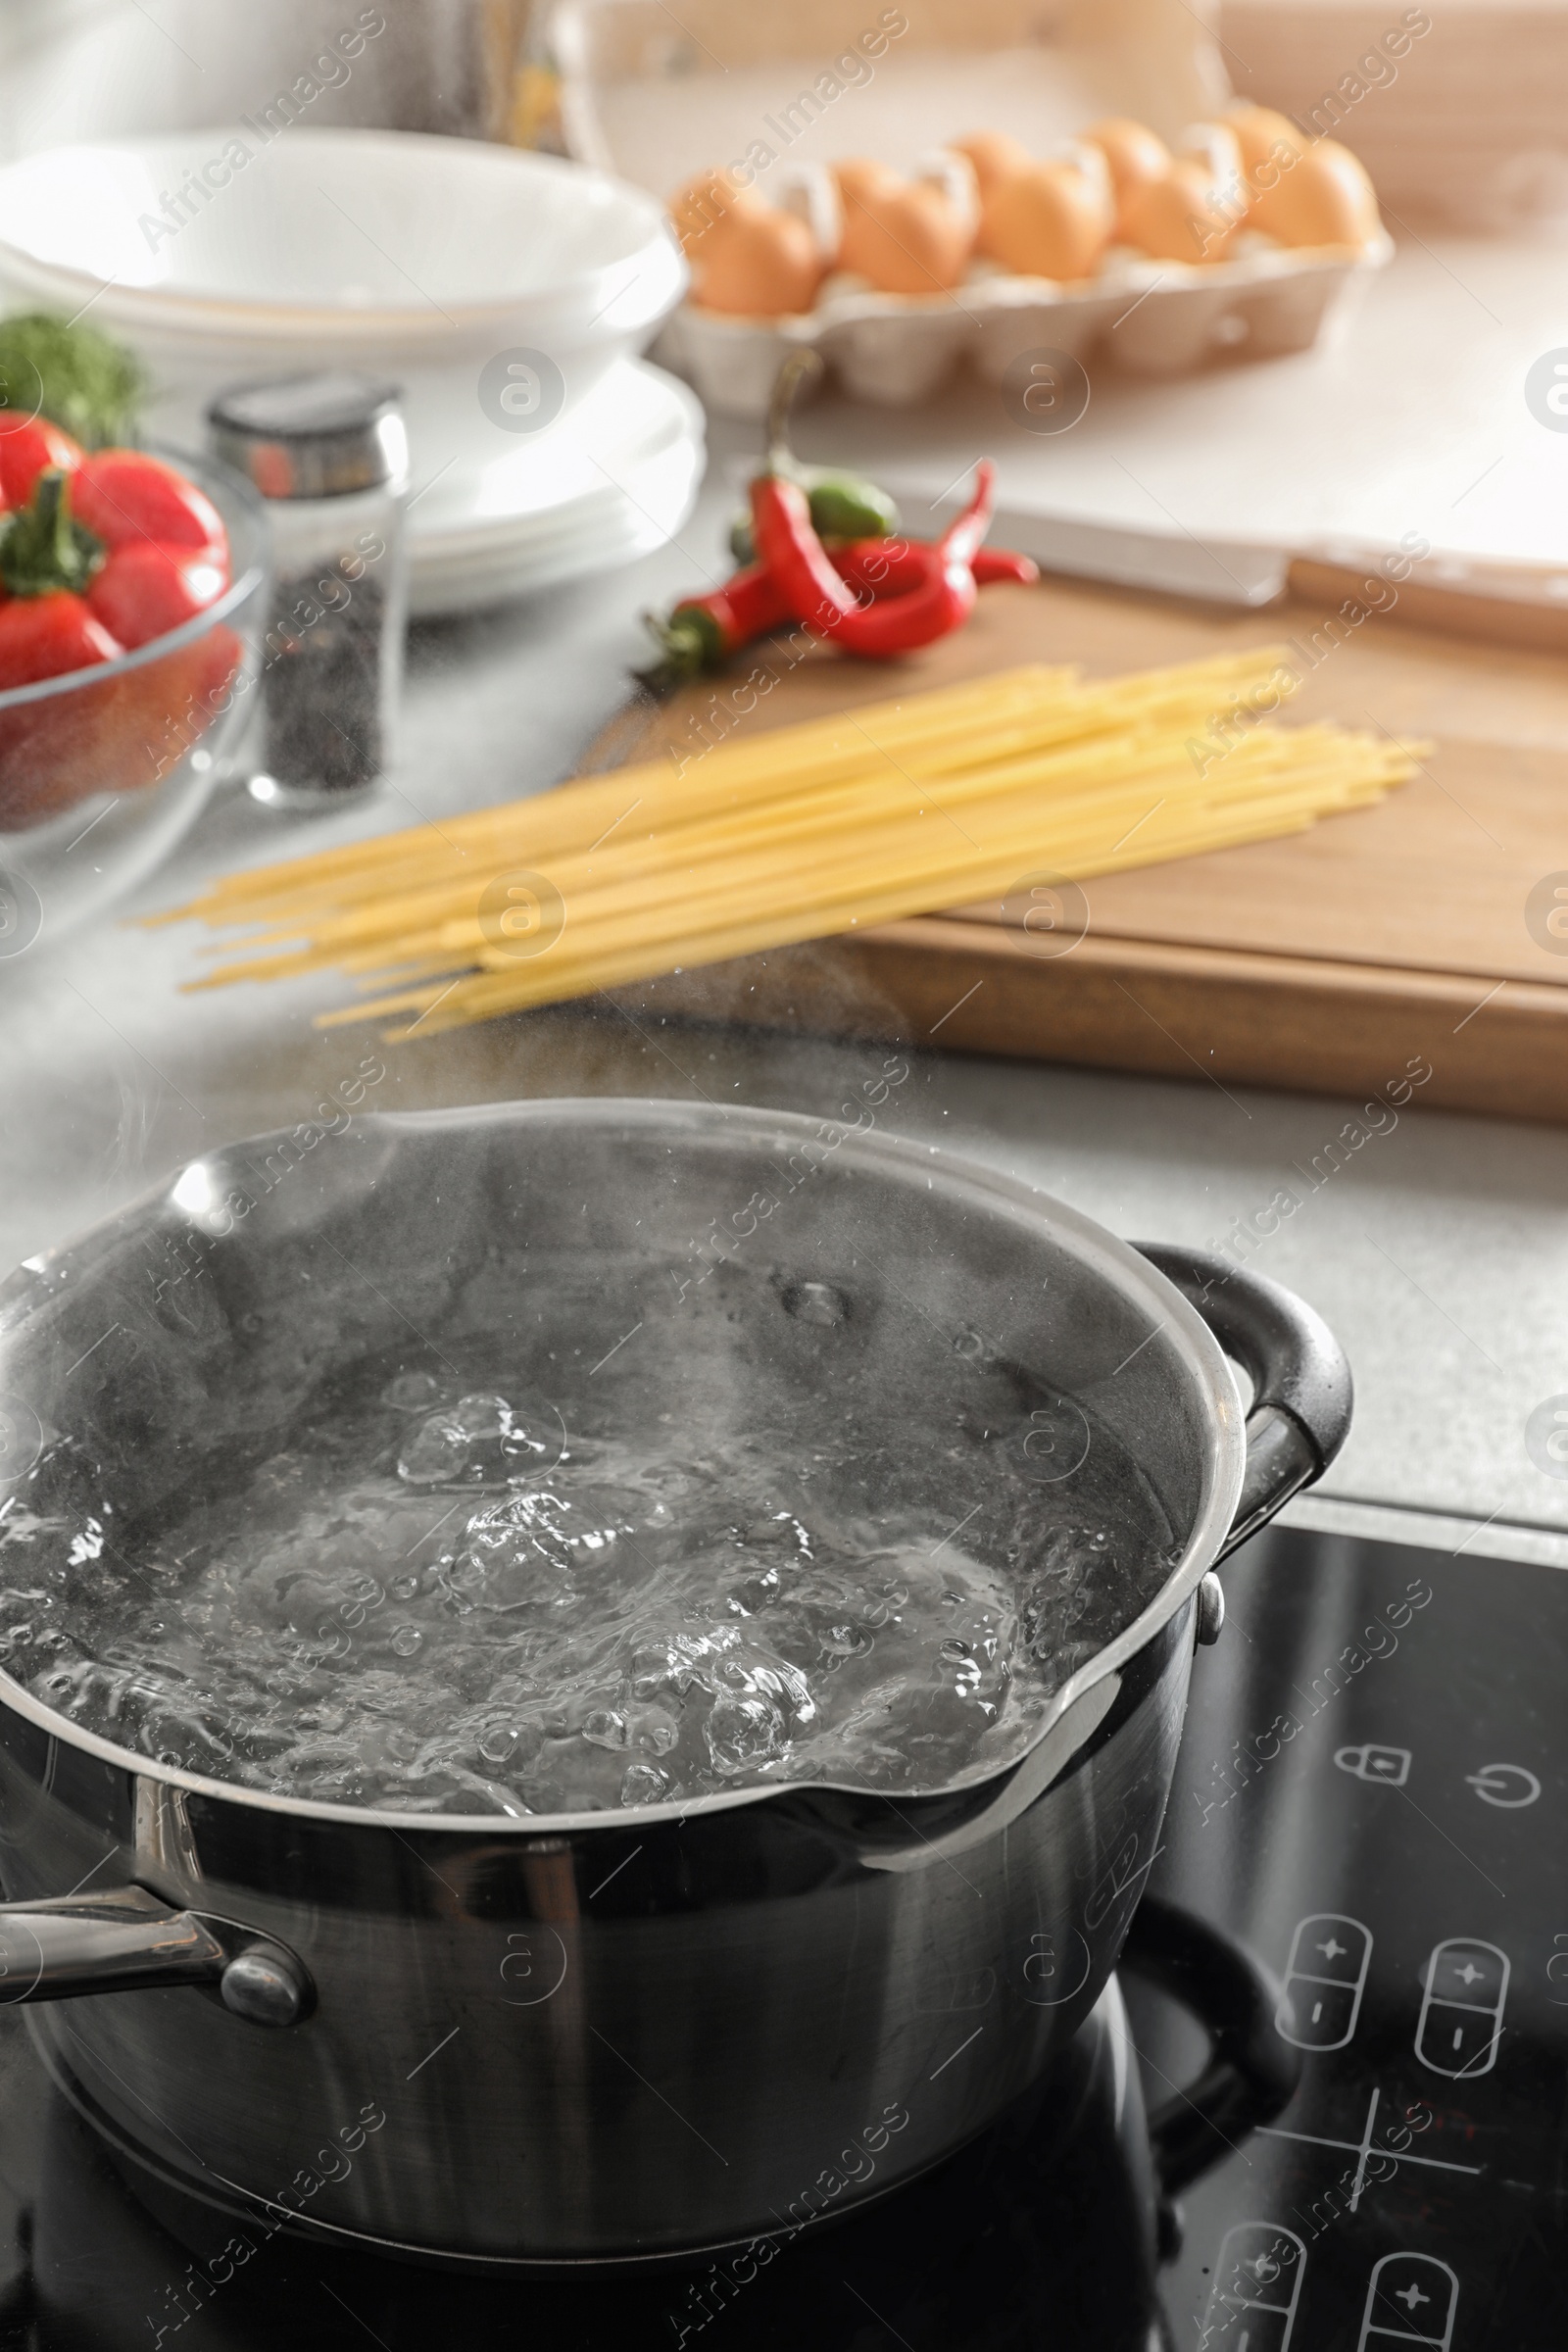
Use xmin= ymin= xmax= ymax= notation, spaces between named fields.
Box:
xmin=4 ymin=263 xmax=1567 ymax=1543
xmin=771 ymin=227 xmax=1568 ymax=570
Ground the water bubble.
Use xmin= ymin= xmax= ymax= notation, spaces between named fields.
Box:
xmin=382 ymin=1372 xmax=443 ymax=1409
xmin=782 ymin=1281 xmax=850 ymax=1328
xmin=621 ymin=1763 xmax=668 ymax=1806
xmin=623 ymin=1694 xmax=680 ymax=1753
xmin=478 ymin=1722 xmax=517 ymax=1764
xmin=391 ymin=1626 xmax=423 ymax=1658
xmin=707 ymin=1690 xmax=785 ymax=1771
xmin=454 ymin=1395 xmax=510 ymax=1439
xmin=398 ymin=1394 xmax=558 ymax=1489
xmin=398 ymin=1410 xmax=473 ymax=1486
xmin=581 ymin=1708 xmax=628 ymax=1750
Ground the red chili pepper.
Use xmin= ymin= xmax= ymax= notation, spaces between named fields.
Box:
xmin=639 ymin=561 xmax=786 ymax=685
xmin=973 ymin=546 xmax=1039 ymax=586
xmin=752 ymin=463 xmax=997 ymax=659
xmin=71 ymin=450 xmax=227 ymax=560
xmin=834 ymin=539 xmax=1039 ymax=598
xmin=0 ymin=416 xmax=82 ymax=513
xmin=938 ymin=472 xmax=998 ymax=572
xmin=641 ymin=536 xmax=1039 ymax=686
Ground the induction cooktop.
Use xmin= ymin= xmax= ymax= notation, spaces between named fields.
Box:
xmin=0 ymin=1508 xmax=1561 ymax=2349
xmin=1141 ymin=1508 xmax=1568 ymax=2351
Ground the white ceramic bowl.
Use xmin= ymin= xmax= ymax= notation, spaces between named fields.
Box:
xmin=0 ymin=130 xmax=687 ymax=500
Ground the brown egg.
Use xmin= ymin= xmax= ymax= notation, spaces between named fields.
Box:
xmin=833 ymin=157 xmax=898 ymax=209
xmin=979 ymin=156 xmax=1114 ymax=279
xmin=667 ymin=168 xmax=759 ymax=258
xmin=1250 ymin=137 xmax=1381 ymax=246
xmin=1225 ymin=106 xmax=1307 ymax=181
xmin=1119 ymin=159 xmax=1240 ymax=265
xmin=949 ymin=130 xmax=1033 ymax=199
xmin=689 ymin=205 xmax=824 ymax=317
xmin=1083 ymin=116 xmax=1170 ymax=233
xmin=833 ymin=162 xmax=973 ymax=293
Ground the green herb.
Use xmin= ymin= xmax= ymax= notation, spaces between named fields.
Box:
xmin=0 ymin=312 xmax=146 ymax=451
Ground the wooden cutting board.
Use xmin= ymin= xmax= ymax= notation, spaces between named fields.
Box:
xmin=590 ymin=576 xmax=1568 ymax=1123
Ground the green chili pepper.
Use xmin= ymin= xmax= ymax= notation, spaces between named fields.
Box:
xmin=728 ymin=467 xmax=901 ymax=565
xmin=804 ymin=469 xmax=901 ymax=542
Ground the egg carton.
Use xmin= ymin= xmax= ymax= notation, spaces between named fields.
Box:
xmin=543 ymin=0 xmax=1393 ymax=416
xmin=654 ymin=232 xmax=1393 ymax=415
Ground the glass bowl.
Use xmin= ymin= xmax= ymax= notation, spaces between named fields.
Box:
xmin=0 ymin=446 xmax=269 ymax=949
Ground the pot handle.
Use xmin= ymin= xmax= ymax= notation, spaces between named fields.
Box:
xmin=1120 ymin=1894 xmax=1300 ymax=2195
xmin=0 ymin=1883 xmax=313 ymax=2028
xmin=1133 ymin=1244 xmax=1352 ymax=1561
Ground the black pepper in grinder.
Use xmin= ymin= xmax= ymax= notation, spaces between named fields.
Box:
xmin=208 ymin=372 xmax=409 ymax=807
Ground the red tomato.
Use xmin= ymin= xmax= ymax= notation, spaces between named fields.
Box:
xmin=0 ymin=622 xmax=241 ymax=830
xmin=0 ymin=417 xmax=82 ymax=513
xmin=0 ymin=593 xmax=122 ymax=691
xmin=72 ymin=451 xmax=226 ymax=557
xmin=87 ymin=540 xmax=229 ymax=651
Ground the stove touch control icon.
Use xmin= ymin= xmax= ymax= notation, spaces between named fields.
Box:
xmin=1356 ymin=2252 xmax=1458 ymax=2349
xmin=1415 ymin=1938 xmax=1509 ymax=2078
xmin=1334 ymin=1742 xmax=1411 ymax=1788
xmin=1464 ymin=1761 xmax=1541 ymax=1809
xmin=1200 ymin=2223 xmax=1305 ymax=2351
xmin=1275 ymin=1914 xmax=1373 ymax=2051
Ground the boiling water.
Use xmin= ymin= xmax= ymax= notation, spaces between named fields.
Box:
xmin=0 ymin=1263 xmax=1177 ymax=1814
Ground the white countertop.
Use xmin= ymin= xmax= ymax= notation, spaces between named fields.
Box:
xmin=775 ymin=231 xmax=1568 ymax=567
xmin=5 ymin=228 xmax=1568 ymax=1543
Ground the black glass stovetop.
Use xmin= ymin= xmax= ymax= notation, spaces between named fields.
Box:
xmin=0 ymin=1519 xmax=1562 ymax=2349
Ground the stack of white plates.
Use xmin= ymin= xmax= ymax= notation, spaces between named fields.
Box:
xmin=407 ymin=359 xmax=706 ymax=618
xmin=0 ymin=131 xmax=701 ymax=618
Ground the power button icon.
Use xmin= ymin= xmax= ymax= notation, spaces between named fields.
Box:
xmin=1465 ymin=1762 xmax=1541 ymax=1809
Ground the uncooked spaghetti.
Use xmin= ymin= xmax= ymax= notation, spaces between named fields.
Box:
xmin=157 ymin=653 xmax=1420 ymax=1038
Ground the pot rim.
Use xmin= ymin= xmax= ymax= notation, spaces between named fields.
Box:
xmin=0 ymin=1096 xmax=1246 ymax=1838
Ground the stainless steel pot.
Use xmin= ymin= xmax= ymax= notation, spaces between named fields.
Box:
xmin=0 ymin=1098 xmax=1349 ymax=2266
